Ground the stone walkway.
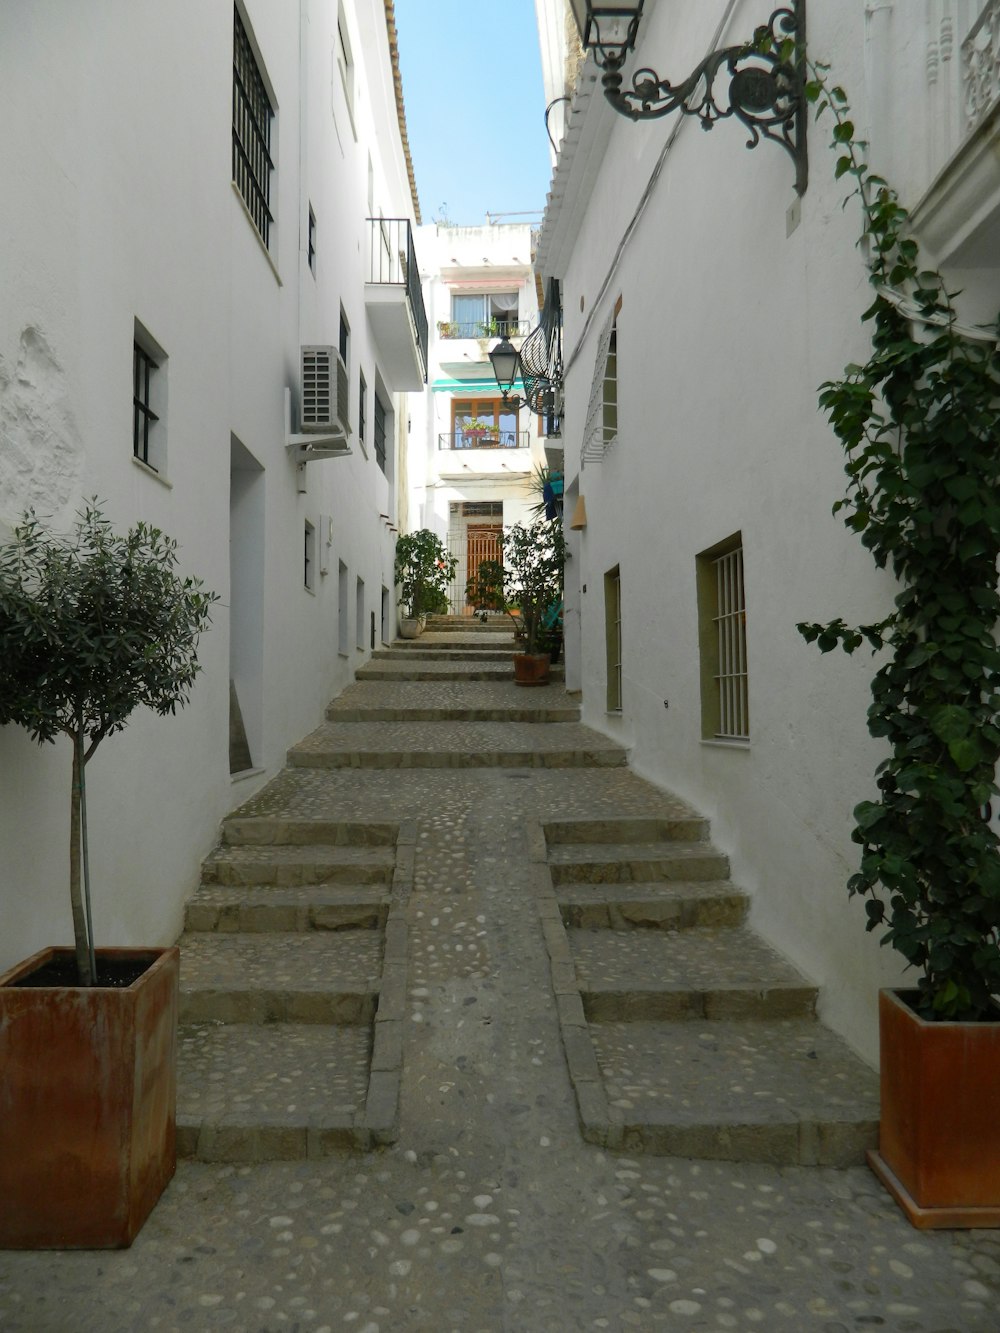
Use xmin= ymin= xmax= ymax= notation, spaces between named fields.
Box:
xmin=1 ymin=624 xmax=999 ymax=1331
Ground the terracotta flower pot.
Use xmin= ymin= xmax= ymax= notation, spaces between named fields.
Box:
xmin=513 ymin=652 xmax=551 ymax=686
xmin=0 ymin=945 xmax=179 ymax=1249
xmin=867 ymin=987 xmax=1000 ymax=1228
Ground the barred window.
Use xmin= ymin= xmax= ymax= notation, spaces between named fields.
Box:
xmin=133 ymin=342 xmax=160 ymax=470
xmin=374 ymin=393 xmax=387 ymax=474
xmin=697 ymin=537 xmax=749 ymax=741
xmin=232 ymin=8 xmax=274 ymax=247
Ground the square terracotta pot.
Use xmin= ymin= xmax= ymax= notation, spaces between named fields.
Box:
xmin=868 ymin=987 xmax=1000 ymax=1228
xmin=0 ymin=945 xmax=179 ymax=1249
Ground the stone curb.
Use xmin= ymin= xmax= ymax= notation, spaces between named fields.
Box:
xmin=358 ymin=822 xmax=414 ymax=1147
xmin=527 ymin=822 xmax=613 ymax=1151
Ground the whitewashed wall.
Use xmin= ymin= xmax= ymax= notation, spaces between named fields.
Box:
xmin=533 ymin=0 xmax=1000 ymax=1064
xmin=0 ymin=0 xmax=418 ymax=972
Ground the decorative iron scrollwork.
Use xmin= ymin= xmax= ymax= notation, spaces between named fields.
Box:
xmin=600 ymin=3 xmax=807 ymax=194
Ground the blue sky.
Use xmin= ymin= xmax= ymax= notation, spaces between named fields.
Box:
xmin=392 ymin=0 xmax=553 ymax=226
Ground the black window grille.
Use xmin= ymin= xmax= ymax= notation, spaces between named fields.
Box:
xmin=359 ymin=370 xmax=367 ymax=444
xmin=133 ymin=343 xmax=159 ymax=469
xmin=339 ymin=311 xmax=349 ymax=365
xmin=374 ymin=394 xmax=387 ymax=474
xmin=232 ymin=9 xmax=274 ymax=247
xmin=308 ymin=206 xmax=316 ymax=273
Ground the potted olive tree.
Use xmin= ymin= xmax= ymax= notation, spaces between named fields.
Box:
xmin=487 ymin=518 xmax=565 ymax=686
xmin=394 ymin=528 xmax=457 ymax=637
xmin=0 ymin=502 xmax=217 ymax=1248
xmin=797 ymin=67 xmax=1000 ymax=1228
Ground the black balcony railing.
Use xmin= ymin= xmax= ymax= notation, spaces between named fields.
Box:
xmin=366 ymin=217 xmax=428 ymax=380
xmin=436 ymin=318 xmax=532 ymax=340
xmin=438 ymin=430 xmax=530 ymax=451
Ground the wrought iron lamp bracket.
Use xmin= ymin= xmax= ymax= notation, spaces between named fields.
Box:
xmin=599 ymin=2 xmax=807 ymax=194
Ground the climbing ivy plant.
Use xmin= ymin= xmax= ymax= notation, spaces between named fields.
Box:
xmin=796 ymin=66 xmax=1000 ymax=1021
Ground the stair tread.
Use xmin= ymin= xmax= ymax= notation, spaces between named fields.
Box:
xmin=179 ymin=931 xmax=382 ymax=991
xmin=591 ymin=1018 xmax=878 ymax=1122
xmin=178 ymin=1022 xmax=370 ymax=1125
xmin=292 ymin=720 xmax=624 ymax=752
xmin=558 ymin=880 xmax=745 ymax=902
xmin=569 ymin=925 xmax=811 ymax=992
xmin=190 ymin=884 xmax=389 ymax=905
xmin=328 ymin=681 xmax=580 ymax=719
xmin=550 ymin=840 xmax=719 ymax=863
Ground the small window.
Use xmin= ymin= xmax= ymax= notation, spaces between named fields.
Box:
xmin=359 ymin=369 xmax=367 ymax=449
xmin=307 ymin=204 xmax=316 ymax=274
xmin=338 ymin=560 xmax=349 ymax=654
xmin=697 ymin=536 xmax=749 ymax=742
xmin=605 ymin=566 xmax=622 ymax=712
xmin=232 ymin=6 xmax=274 ymax=248
xmin=603 ymin=322 xmax=618 ymax=445
xmin=304 ymin=521 xmax=315 ymax=591
xmin=355 ymin=577 xmax=365 ymax=650
xmin=339 ymin=309 xmax=350 ymax=368
xmin=374 ymin=392 xmax=387 ymax=474
xmin=462 ymin=501 xmax=504 ymax=518
xmin=132 ymin=321 xmax=167 ymax=475
xmin=336 ymin=7 xmax=356 ymax=134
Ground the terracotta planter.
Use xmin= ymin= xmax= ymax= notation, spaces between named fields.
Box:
xmin=867 ymin=987 xmax=1000 ymax=1228
xmin=513 ymin=652 xmax=551 ymax=686
xmin=0 ymin=945 xmax=179 ymax=1249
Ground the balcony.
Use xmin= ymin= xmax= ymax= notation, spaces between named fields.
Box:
xmin=436 ymin=318 xmax=532 ymax=341
xmin=438 ymin=429 xmax=530 ymax=450
xmin=914 ymin=1 xmax=1000 ymax=266
xmin=364 ymin=218 xmax=428 ymax=390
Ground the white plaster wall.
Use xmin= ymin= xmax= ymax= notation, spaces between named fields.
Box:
xmin=0 ymin=0 xmax=418 ymax=972
xmin=541 ymin=0 xmax=957 ymax=1064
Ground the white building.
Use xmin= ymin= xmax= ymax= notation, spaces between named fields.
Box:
xmin=535 ymin=0 xmax=1000 ymax=1062
xmin=409 ymin=223 xmax=556 ymax=611
xmin=0 ymin=0 xmax=426 ymax=973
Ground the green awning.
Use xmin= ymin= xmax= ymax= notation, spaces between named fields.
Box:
xmin=431 ymin=377 xmax=527 ymax=394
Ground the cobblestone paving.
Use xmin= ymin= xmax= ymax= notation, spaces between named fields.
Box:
xmin=3 ymin=653 xmax=1000 ymax=1329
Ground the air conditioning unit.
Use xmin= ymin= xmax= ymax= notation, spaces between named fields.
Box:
xmin=301 ymin=345 xmax=349 ymax=435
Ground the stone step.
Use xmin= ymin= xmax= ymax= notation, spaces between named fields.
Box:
xmin=584 ymin=1018 xmax=879 ymax=1166
xmin=423 ymin=616 xmax=511 ymax=631
xmin=185 ymin=884 xmax=389 ymax=933
xmin=201 ymin=843 xmax=396 ymax=886
xmin=382 ymin=641 xmax=515 ymax=655
xmin=557 ymin=881 xmax=748 ymax=931
xmin=548 ymin=841 xmax=729 ymax=885
xmin=221 ymin=817 xmax=397 ymax=847
xmin=358 ymin=662 xmax=546 ymax=681
xmin=177 ymin=1022 xmax=372 ymax=1159
xmin=287 ymin=721 xmax=627 ymax=770
xmin=327 ymin=680 xmax=580 ymax=723
xmin=545 ymin=815 xmax=709 ymax=845
xmin=179 ymin=931 xmax=382 ymax=1024
xmin=569 ymin=926 xmax=816 ymax=1021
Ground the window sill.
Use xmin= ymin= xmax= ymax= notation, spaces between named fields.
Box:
xmin=231 ymin=182 xmax=282 ymax=287
xmin=701 ymin=737 xmax=750 ymax=750
xmin=132 ymin=456 xmax=172 ymax=489
xmin=231 ymin=766 xmax=266 ymax=784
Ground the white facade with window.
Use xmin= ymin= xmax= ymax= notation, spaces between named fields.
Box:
xmin=536 ymin=0 xmax=1000 ymax=1062
xmin=408 ymin=223 xmax=555 ymax=612
xmin=0 ymin=0 xmax=422 ymax=973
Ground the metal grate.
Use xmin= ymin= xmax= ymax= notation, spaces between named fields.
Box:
xmin=133 ymin=342 xmax=159 ymax=469
xmin=232 ymin=8 xmax=274 ymax=247
xmin=374 ymin=394 xmax=386 ymax=473
xmin=713 ymin=546 xmax=749 ymax=740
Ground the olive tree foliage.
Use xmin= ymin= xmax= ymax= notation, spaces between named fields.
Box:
xmin=0 ymin=503 xmax=218 ymax=984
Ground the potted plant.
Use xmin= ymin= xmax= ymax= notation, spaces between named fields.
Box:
xmin=461 ymin=416 xmax=494 ymax=446
xmin=797 ymin=66 xmax=1000 ymax=1227
xmin=436 ymin=320 xmax=458 ymax=339
xmin=394 ymin=528 xmax=457 ymax=636
xmin=487 ymin=519 xmax=565 ymax=686
xmin=0 ymin=502 xmax=217 ymax=1248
